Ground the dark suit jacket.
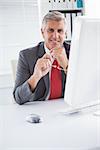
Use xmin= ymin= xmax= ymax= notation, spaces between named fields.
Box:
xmin=13 ymin=42 xmax=70 ymax=105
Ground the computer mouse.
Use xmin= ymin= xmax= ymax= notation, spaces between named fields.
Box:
xmin=26 ymin=114 xmax=42 ymax=123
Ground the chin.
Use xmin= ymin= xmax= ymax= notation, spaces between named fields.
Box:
xmin=50 ymin=43 xmax=61 ymax=49
xmin=46 ymin=44 xmax=55 ymax=50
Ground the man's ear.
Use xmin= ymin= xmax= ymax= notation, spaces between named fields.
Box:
xmin=41 ymin=28 xmax=45 ymax=39
xmin=41 ymin=28 xmax=43 ymax=34
xmin=41 ymin=28 xmax=44 ymax=35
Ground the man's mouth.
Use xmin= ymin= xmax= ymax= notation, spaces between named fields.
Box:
xmin=50 ymin=40 xmax=60 ymax=45
xmin=50 ymin=39 xmax=60 ymax=42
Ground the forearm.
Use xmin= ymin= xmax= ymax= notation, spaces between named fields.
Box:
xmin=27 ymin=74 xmax=40 ymax=92
xmin=13 ymin=81 xmax=34 ymax=105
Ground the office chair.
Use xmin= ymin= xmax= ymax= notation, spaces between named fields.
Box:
xmin=11 ymin=59 xmax=17 ymax=81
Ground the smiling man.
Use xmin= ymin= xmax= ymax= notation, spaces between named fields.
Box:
xmin=13 ymin=11 xmax=70 ymax=105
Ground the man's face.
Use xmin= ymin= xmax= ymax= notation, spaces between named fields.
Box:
xmin=41 ymin=20 xmax=67 ymax=50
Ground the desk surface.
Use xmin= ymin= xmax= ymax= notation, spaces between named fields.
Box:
xmin=0 ymin=99 xmax=100 ymax=150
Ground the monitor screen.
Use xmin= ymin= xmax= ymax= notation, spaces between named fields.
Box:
xmin=64 ymin=16 xmax=100 ymax=108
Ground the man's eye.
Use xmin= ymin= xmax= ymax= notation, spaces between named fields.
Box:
xmin=58 ymin=29 xmax=64 ymax=33
xmin=47 ymin=29 xmax=54 ymax=33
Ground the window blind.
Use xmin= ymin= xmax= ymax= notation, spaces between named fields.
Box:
xmin=0 ymin=0 xmax=41 ymax=74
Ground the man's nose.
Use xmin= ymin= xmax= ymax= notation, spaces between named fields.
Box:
xmin=52 ymin=31 xmax=59 ymax=39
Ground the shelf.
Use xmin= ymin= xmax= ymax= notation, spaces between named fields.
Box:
xmin=50 ymin=9 xmax=83 ymax=13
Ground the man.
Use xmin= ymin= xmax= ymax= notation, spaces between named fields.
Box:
xmin=13 ymin=11 xmax=70 ymax=105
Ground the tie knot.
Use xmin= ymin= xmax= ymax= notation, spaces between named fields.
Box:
xmin=53 ymin=59 xmax=58 ymax=66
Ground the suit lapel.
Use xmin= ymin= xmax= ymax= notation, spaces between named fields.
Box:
xmin=38 ymin=42 xmax=50 ymax=99
xmin=37 ymin=42 xmax=45 ymax=58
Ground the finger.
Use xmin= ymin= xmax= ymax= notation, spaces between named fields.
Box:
xmin=50 ymin=51 xmax=56 ymax=60
xmin=42 ymin=58 xmax=52 ymax=70
xmin=43 ymin=53 xmax=53 ymax=62
xmin=43 ymin=53 xmax=51 ymax=59
xmin=51 ymin=45 xmax=64 ymax=51
xmin=45 ymin=59 xmax=52 ymax=68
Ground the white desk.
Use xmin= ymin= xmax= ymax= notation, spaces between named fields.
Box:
xmin=0 ymin=99 xmax=100 ymax=150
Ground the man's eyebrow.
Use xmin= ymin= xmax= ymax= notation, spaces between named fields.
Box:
xmin=58 ymin=29 xmax=63 ymax=31
xmin=48 ymin=27 xmax=54 ymax=29
xmin=48 ymin=28 xmax=63 ymax=30
xmin=47 ymin=28 xmax=54 ymax=31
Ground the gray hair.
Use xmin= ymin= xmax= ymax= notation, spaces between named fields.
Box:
xmin=41 ymin=11 xmax=67 ymax=31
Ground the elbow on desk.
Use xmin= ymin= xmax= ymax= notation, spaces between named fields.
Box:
xmin=13 ymin=90 xmax=26 ymax=105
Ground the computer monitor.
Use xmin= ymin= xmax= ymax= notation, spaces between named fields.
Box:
xmin=64 ymin=16 xmax=100 ymax=109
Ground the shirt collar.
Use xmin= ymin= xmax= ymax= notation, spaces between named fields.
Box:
xmin=44 ymin=44 xmax=55 ymax=64
xmin=44 ymin=44 xmax=51 ymax=55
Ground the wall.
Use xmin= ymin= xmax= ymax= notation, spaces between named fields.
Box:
xmin=0 ymin=0 xmax=41 ymax=89
xmin=85 ymin=0 xmax=100 ymax=18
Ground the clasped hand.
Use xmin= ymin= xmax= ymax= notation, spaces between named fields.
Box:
xmin=33 ymin=46 xmax=68 ymax=80
xmin=33 ymin=53 xmax=53 ymax=80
